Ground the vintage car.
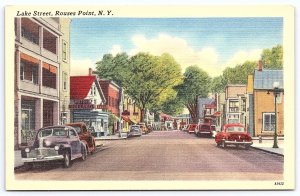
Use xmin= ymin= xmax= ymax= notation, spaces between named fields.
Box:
xmin=128 ymin=125 xmax=142 ymax=137
xmin=138 ymin=123 xmax=149 ymax=134
xmin=215 ymin=124 xmax=253 ymax=149
xmin=182 ymin=124 xmax=189 ymax=132
xmin=187 ymin=124 xmax=197 ymax=133
xmin=65 ymin=122 xmax=96 ymax=154
xmin=21 ymin=125 xmax=87 ymax=168
xmin=195 ymin=123 xmax=215 ymax=137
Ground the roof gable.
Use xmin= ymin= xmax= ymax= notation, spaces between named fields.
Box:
xmin=70 ymin=76 xmax=96 ymax=99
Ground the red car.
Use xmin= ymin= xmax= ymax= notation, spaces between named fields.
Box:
xmin=195 ymin=123 xmax=214 ymax=137
xmin=187 ymin=124 xmax=197 ymax=133
xmin=215 ymin=124 xmax=253 ymax=149
xmin=65 ymin=122 xmax=96 ymax=154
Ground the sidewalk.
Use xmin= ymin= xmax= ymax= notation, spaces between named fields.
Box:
xmin=14 ymin=150 xmax=24 ymax=169
xmin=251 ymin=137 xmax=284 ymax=156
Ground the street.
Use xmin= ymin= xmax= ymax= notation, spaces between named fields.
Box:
xmin=14 ymin=130 xmax=283 ymax=181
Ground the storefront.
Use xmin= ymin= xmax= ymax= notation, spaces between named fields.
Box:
xmin=72 ymin=110 xmax=109 ymax=137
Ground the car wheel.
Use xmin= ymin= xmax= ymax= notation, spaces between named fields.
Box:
xmin=216 ymin=142 xmax=220 ymax=147
xmin=90 ymin=141 xmax=96 ymax=155
xmin=63 ymin=151 xmax=71 ymax=168
xmin=245 ymin=145 xmax=250 ymax=150
xmin=81 ymin=146 xmax=87 ymax=161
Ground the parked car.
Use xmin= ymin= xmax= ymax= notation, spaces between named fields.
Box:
xmin=187 ymin=124 xmax=197 ymax=133
xmin=215 ymin=124 xmax=253 ymax=149
xmin=21 ymin=125 xmax=87 ymax=168
xmin=195 ymin=123 xmax=214 ymax=137
xmin=65 ymin=122 xmax=96 ymax=154
xmin=128 ymin=125 xmax=142 ymax=137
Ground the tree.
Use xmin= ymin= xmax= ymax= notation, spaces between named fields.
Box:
xmin=176 ymin=66 xmax=211 ymax=123
xmin=261 ymin=45 xmax=283 ymax=69
xmin=125 ymin=53 xmax=183 ymax=122
xmin=95 ymin=53 xmax=130 ymax=86
xmin=210 ymin=75 xmax=225 ymax=93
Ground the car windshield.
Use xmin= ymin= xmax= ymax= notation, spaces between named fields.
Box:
xmin=226 ymin=126 xmax=245 ymax=132
xmin=131 ymin=126 xmax=139 ymax=129
xmin=38 ymin=128 xmax=68 ymax=138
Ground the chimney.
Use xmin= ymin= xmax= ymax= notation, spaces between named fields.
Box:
xmin=88 ymin=68 xmax=93 ymax=76
xmin=258 ymin=60 xmax=263 ymax=71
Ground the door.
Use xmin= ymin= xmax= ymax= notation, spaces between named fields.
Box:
xmin=69 ymin=129 xmax=81 ymax=157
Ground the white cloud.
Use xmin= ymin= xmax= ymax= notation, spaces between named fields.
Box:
xmin=129 ymin=33 xmax=221 ymax=76
xmin=110 ymin=44 xmax=122 ymax=56
xmin=224 ymin=49 xmax=262 ymax=68
xmin=128 ymin=33 xmax=262 ymax=77
xmin=70 ymin=59 xmax=95 ymax=76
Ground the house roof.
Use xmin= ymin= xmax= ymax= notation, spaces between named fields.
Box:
xmin=253 ymin=69 xmax=283 ymax=90
xmin=70 ymin=76 xmax=96 ymax=99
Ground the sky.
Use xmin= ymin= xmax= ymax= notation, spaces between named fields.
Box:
xmin=70 ymin=17 xmax=283 ymax=77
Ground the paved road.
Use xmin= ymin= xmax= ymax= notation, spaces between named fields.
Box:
xmin=15 ymin=130 xmax=283 ymax=180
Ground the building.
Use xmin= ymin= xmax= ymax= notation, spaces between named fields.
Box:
xmin=14 ymin=18 xmax=65 ymax=149
xmin=99 ymin=79 xmax=122 ymax=134
xmin=224 ymin=85 xmax=247 ymax=125
xmin=215 ymin=93 xmax=226 ymax=130
xmin=197 ymin=97 xmax=215 ymax=123
xmin=69 ymin=73 xmax=109 ymax=136
xmin=121 ymin=95 xmax=141 ymax=132
xmin=251 ymin=63 xmax=284 ymax=137
xmin=59 ymin=18 xmax=71 ymax=125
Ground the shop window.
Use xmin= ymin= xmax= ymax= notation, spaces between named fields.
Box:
xmin=263 ymin=113 xmax=275 ymax=131
xmin=42 ymin=62 xmax=57 ymax=89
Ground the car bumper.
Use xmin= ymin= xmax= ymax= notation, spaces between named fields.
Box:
xmin=223 ymin=139 xmax=253 ymax=145
xmin=22 ymin=148 xmax=64 ymax=163
xmin=22 ymin=155 xmax=64 ymax=163
xmin=198 ymin=131 xmax=212 ymax=134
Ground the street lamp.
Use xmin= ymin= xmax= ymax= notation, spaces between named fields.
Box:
xmin=272 ymin=81 xmax=283 ymax=149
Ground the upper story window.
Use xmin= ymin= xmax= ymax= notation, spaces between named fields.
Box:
xmin=62 ymin=40 xmax=67 ymax=62
xmin=229 ymin=100 xmax=239 ymax=113
xmin=20 ymin=59 xmax=38 ymax=84
xmin=42 ymin=62 xmax=57 ymax=89
xmin=43 ymin=29 xmax=57 ymax=54
xmin=21 ymin=18 xmax=39 ymax=45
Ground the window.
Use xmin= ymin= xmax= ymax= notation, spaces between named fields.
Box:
xmin=94 ymin=86 xmax=96 ymax=96
xmin=42 ymin=62 xmax=57 ymax=89
xmin=63 ymin=72 xmax=67 ymax=91
xmin=62 ymin=40 xmax=67 ymax=62
xmin=20 ymin=60 xmax=38 ymax=84
xmin=263 ymin=113 xmax=275 ymax=131
xmin=229 ymin=100 xmax=239 ymax=113
xmin=69 ymin=129 xmax=77 ymax=137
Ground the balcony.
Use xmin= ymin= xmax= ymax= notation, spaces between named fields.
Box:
xmin=19 ymin=80 xmax=39 ymax=94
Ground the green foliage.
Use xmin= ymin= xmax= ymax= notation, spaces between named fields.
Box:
xmin=210 ymin=75 xmax=225 ymax=93
xmin=176 ymin=66 xmax=211 ymax=122
xmin=95 ymin=53 xmax=130 ymax=86
xmin=261 ymin=45 xmax=283 ymax=69
xmin=222 ymin=61 xmax=256 ymax=85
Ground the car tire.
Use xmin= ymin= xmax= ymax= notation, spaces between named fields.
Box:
xmin=90 ymin=141 xmax=96 ymax=155
xmin=81 ymin=146 xmax=87 ymax=161
xmin=245 ymin=145 xmax=250 ymax=150
xmin=63 ymin=151 xmax=71 ymax=168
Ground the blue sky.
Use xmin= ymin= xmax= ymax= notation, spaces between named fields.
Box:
xmin=70 ymin=17 xmax=283 ymax=76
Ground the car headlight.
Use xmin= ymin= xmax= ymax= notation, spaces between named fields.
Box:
xmin=25 ymin=147 xmax=30 ymax=153
xmin=54 ymin=145 xmax=60 ymax=151
xmin=44 ymin=140 xmax=51 ymax=146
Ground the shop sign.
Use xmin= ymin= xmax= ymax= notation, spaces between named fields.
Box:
xmin=69 ymin=99 xmax=108 ymax=110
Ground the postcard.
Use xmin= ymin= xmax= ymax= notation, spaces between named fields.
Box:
xmin=5 ymin=5 xmax=294 ymax=190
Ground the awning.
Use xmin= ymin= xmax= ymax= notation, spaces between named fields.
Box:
xmin=213 ymin=111 xmax=221 ymax=117
xmin=121 ymin=116 xmax=137 ymax=124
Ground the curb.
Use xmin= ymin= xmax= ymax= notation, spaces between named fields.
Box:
xmin=250 ymin=146 xmax=284 ymax=157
